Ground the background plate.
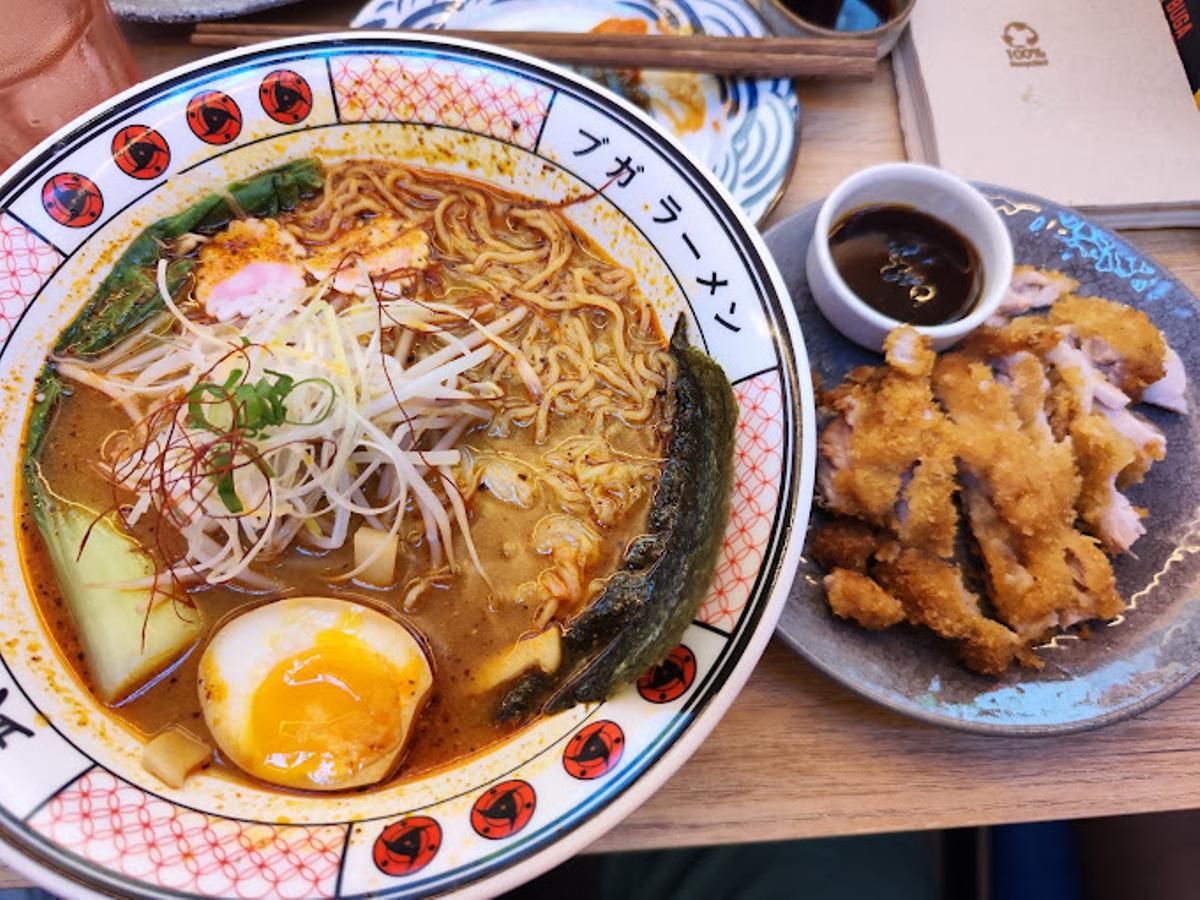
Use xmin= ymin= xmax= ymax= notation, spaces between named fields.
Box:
xmin=768 ymin=185 xmax=1200 ymax=735
xmin=112 ymin=0 xmax=304 ymax=23
xmin=354 ymin=0 xmax=801 ymax=224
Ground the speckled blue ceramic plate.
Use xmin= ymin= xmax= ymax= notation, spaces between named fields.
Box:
xmin=354 ymin=0 xmax=801 ymax=224
xmin=768 ymin=185 xmax=1200 ymax=735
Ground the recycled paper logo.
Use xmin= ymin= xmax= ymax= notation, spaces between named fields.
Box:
xmin=1002 ymin=21 xmax=1049 ymax=68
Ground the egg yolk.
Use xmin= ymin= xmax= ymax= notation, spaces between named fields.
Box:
xmin=247 ymin=628 xmax=414 ymax=788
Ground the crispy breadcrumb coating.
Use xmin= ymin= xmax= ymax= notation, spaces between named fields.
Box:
xmin=872 ymin=546 xmax=1025 ymax=676
xmin=933 ymin=353 xmax=1080 ymax=540
xmin=818 ymin=330 xmax=959 ymax=557
xmin=961 ymin=316 xmax=1065 ymax=359
xmin=1049 ymin=295 xmax=1166 ymax=398
xmin=1040 ymin=332 xmax=1163 ymax=551
xmin=808 ymin=519 xmax=882 ymax=572
xmin=823 ymin=568 xmax=906 ymax=630
xmin=812 ymin=267 xmax=1183 ymax=676
xmin=1068 ymin=414 xmax=1144 ymax=553
xmin=885 ymin=325 xmax=936 ymax=377
xmin=961 ymin=483 xmax=1123 ymax=639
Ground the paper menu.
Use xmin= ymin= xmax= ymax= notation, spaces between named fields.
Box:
xmin=893 ymin=0 xmax=1200 ymax=227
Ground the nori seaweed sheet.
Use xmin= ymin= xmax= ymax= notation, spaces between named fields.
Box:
xmin=499 ymin=318 xmax=737 ymax=718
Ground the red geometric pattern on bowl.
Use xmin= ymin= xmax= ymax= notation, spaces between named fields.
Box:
xmin=0 ymin=213 xmax=61 ymax=343
xmin=698 ymin=370 xmax=785 ymax=632
xmin=28 ymin=769 xmax=347 ymax=898
xmin=329 ymin=55 xmax=552 ymax=151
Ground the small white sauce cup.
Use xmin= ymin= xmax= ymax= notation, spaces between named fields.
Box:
xmin=806 ymin=162 xmax=1014 ymax=352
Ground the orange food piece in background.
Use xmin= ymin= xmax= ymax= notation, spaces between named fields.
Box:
xmin=591 ymin=17 xmax=651 ymax=34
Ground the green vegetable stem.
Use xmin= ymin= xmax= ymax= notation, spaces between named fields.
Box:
xmin=55 ymin=159 xmax=324 ymax=359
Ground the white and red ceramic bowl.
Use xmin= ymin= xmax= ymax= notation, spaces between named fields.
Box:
xmin=0 ymin=33 xmax=815 ymax=898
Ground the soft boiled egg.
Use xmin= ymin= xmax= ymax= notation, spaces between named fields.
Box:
xmin=197 ymin=596 xmax=433 ymax=791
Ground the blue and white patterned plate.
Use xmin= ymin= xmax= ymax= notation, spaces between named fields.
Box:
xmin=354 ymin=0 xmax=801 ymax=224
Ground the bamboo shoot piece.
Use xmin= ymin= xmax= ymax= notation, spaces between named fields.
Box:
xmin=142 ymin=727 xmax=212 ymax=788
xmin=475 ymin=626 xmax=563 ymax=692
xmin=353 ymin=525 xmax=400 ymax=586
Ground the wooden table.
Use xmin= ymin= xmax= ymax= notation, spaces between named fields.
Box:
xmin=6 ymin=0 xmax=1200 ymax=887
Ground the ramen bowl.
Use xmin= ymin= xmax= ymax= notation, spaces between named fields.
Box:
xmin=0 ymin=34 xmax=814 ymax=898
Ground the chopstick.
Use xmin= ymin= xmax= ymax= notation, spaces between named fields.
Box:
xmin=190 ymin=23 xmax=877 ymax=79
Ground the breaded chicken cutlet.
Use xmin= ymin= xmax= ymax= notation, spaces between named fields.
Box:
xmin=810 ymin=270 xmax=1189 ymax=676
xmin=818 ymin=328 xmax=959 ymax=558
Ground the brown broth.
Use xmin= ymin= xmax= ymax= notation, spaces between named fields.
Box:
xmin=17 ymin=169 xmax=669 ymax=791
xmin=21 ymin=372 xmax=661 ymax=788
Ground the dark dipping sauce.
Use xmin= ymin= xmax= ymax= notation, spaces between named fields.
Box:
xmin=829 ymin=204 xmax=982 ymax=327
xmin=782 ymin=0 xmax=896 ymax=31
